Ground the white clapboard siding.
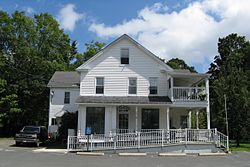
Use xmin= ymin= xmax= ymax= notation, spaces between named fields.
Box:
xmin=80 ymin=38 xmax=169 ymax=96
xmin=49 ymin=88 xmax=79 ymax=122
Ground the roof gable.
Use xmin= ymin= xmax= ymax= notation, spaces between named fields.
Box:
xmin=76 ymin=34 xmax=173 ymax=71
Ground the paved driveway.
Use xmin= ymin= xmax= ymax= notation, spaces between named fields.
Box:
xmin=0 ymin=140 xmax=250 ymax=167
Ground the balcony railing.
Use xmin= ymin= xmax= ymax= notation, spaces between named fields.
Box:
xmin=172 ymin=87 xmax=207 ymax=102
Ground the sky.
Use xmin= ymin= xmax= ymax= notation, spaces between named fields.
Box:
xmin=1 ymin=0 xmax=250 ymax=72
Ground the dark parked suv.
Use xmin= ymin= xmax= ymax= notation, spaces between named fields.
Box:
xmin=15 ymin=126 xmax=48 ymax=147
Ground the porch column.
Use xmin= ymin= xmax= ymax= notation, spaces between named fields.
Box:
xmin=111 ymin=106 xmax=117 ymax=130
xmin=166 ymin=107 xmax=170 ymax=130
xmin=206 ymin=78 xmax=211 ymax=129
xmin=135 ymin=106 xmax=138 ymax=131
xmin=206 ymin=106 xmax=211 ymax=129
xmin=170 ymin=77 xmax=174 ymax=101
xmin=196 ymin=110 xmax=199 ymax=129
xmin=78 ymin=105 xmax=86 ymax=136
xmin=188 ymin=110 xmax=192 ymax=129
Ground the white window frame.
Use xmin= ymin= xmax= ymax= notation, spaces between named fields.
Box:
xmin=51 ymin=118 xmax=57 ymax=125
xmin=149 ymin=77 xmax=158 ymax=95
xmin=96 ymin=77 xmax=104 ymax=94
xmin=64 ymin=92 xmax=70 ymax=104
xmin=120 ymin=48 xmax=129 ymax=65
xmin=128 ymin=77 xmax=137 ymax=95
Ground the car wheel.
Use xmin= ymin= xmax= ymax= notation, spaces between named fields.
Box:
xmin=15 ymin=142 xmax=21 ymax=146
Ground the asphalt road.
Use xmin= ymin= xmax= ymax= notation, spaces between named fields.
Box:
xmin=0 ymin=140 xmax=250 ymax=167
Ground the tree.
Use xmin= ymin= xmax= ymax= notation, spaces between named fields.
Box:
xmin=167 ymin=58 xmax=196 ymax=72
xmin=0 ymin=11 xmax=75 ymax=135
xmin=71 ymin=41 xmax=105 ymax=69
xmin=208 ymin=34 xmax=250 ymax=146
xmin=58 ymin=112 xmax=78 ymax=142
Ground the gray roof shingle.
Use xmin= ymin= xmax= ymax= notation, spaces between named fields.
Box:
xmin=47 ymin=71 xmax=80 ymax=88
xmin=76 ymin=96 xmax=172 ymax=105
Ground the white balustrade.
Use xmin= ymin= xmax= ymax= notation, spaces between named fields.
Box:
xmin=67 ymin=129 xmax=228 ymax=152
xmin=172 ymin=87 xmax=206 ymax=101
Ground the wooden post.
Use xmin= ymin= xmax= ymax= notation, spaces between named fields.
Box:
xmin=196 ymin=110 xmax=199 ymax=129
xmin=135 ymin=106 xmax=138 ymax=132
xmin=206 ymin=78 xmax=210 ymax=129
xmin=170 ymin=77 xmax=174 ymax=101
xmin=188 ymin=110 xmax=192 ymax=129
xmin=166 ymin=107 xmax=170 ymax=130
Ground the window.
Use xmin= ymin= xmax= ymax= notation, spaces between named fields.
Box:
xmin=120 ymin=48 xmax=129 ymax=64
xmin=149 ymin=77 xmax=158 ymax=95
xmin=96 ymin=77 xmax=104 ymax=94
xmin=118 ymin=106 xmax=129 ymax=129
xmin=128 ymin=78 xmax=137 ymax=94
xmin=180 ymin=116 xmax=188 ymax=129
xmin=64 ymin=92 xmax=70 ymax=104
xmin=86 ymin=107 xmax=105 ymax=134
xmin=51 ymin=118 xmax=56 ymax=125
xmin=141 ymin=109 xmax=159 ymax=129
xmin=168 ymin=78 xmax=171 ymax=89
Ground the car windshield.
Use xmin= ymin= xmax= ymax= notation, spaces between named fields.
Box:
xmin=22 ymin=127 xmax=40 ymax=133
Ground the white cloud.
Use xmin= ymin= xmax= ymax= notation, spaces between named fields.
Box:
xmin=57 ymin=4 xmax=84 ymax=32
xmin=22 ymin=7 xmax=35 ymax=14
xmin=89 ymin=0 xmax=250 ymax=72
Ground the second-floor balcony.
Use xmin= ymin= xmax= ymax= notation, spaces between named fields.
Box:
xmin=172 ymin=86 xmax=207 ymax=102
xmin=167 ymin=70 xmax=210 ymax=103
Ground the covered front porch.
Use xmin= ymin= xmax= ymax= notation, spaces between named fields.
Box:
xmin=77 ymin=104 xmax=210 ymax=136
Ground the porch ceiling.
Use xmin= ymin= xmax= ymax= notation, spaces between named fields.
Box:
xmin=75 ymin=96 xmax=172 ymax=105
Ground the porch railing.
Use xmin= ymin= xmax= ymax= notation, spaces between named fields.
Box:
xmin=67 ymin=129 xmax=229 ymax=152
xmin=172 ymin=87 xmax=206 ymax=102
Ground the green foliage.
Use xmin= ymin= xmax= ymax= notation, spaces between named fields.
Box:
xmin=71 ymin=41 xmax=105 ymax=69
xmin=0 ymin=11 xmax=76 ymax=136
xmin=58 ymin=112 xmax=78 ymax=141
xmin=167 ymin=58 xmax=196 ymax=72
xmin=209 ymin=33 xmax=250 ymax=146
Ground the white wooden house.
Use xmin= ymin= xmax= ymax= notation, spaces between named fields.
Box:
xmin=47 ymin=71 xmax=79 ymax=134
xmin=48 ymin=34 xmax=228 ymax=152
xmin=75 ymin=34 xmax=210 ymax=135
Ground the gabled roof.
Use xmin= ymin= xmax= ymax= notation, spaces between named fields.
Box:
xmin=76 ymin=34 xmax=173 ymax=71
xmin=47 ymin=71 xmax=80 ymax=88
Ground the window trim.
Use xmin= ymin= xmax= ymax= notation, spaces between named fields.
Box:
xmin=128 ymin=77 xmax=137 ymax=95
xmin=51 ymin=118 xmax=57 ymax=125
xmin=120 ymin=48 xmax=129 ymax=65
xmin=64 ymin=92 xmax=70 ymax=104
xmin=95 ymin=77 xmax=104 ymax=94
xmin=149 ymin=77 xmax=158 ymax=95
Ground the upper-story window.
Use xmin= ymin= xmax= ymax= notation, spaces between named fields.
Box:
xmin=128 ymin=78 xmax=137 ymax=94
xmin=96 ymin=77 xmax=104 ymax=94
xmin=64 ymin=92 xmax=70 ymax=104
xmin=120 ymin=48 xmax=129 ymax=64
xmin=149 ymin=77 xmax=158 ymax=95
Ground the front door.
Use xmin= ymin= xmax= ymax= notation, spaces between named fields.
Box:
xmin=118 ymin=106 xmax=129 ymax=129
xmin=141 ymin=109 xmax=159 ymax=129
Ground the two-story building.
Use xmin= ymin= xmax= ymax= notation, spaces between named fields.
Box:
xmin=48 ymin=34 xmax=229 ymax=153
xmin=75 ymin=34 xmax=210 ymax=135
xmin=47 ymin=71 xmax=79 ymax=134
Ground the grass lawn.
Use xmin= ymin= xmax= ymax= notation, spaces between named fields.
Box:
xmin=0 ymin=137 xmax=14 ymax=140
xmin=230 ymin=141 xmax=250 ymax=152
